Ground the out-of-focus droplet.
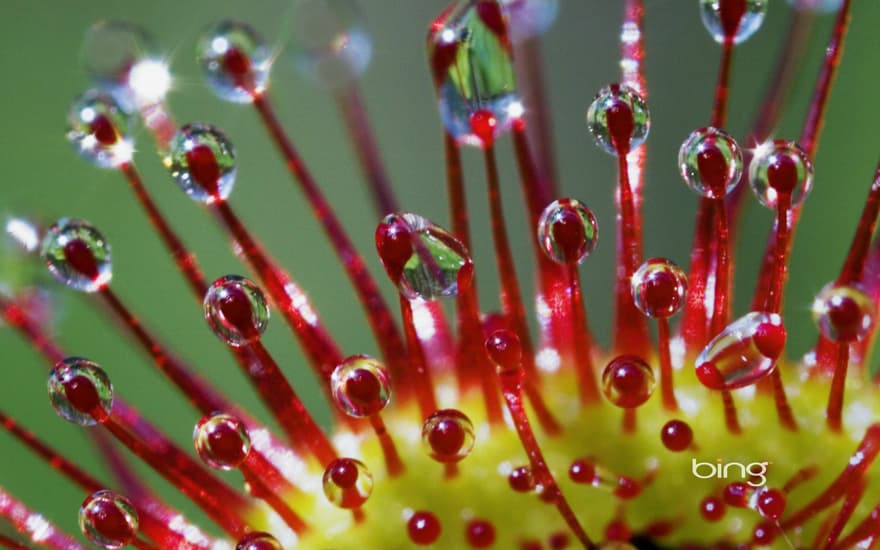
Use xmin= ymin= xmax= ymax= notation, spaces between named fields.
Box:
xmin=165 ymin=123 xmax=237 ymax=204
xmin=700 ymin=0 xmax=768 ymax=44
xmin=812 ymin=283 xmax=875 ymax=343
xmin=322 ymin=457 xmax=373 ymax=508
xmin=586 ymin=84 xmax=649 ymax=155
xmin=508 ymin=465 xmax=535 ymax=492
xmin=631 ymin=258 xmax=688 ymax=318
xmin=678 ymin=127 xmax=742 ymax=199
xmin=500 ymin=0 xmax=559 ymax=41
xmin=236 ymin=532 xmax=283 ymax=550
xmin=660 ymin=419 xmax=693 ymax=452
xmin=749 ymin=140 xmax=814 ymax=209
xmin=375 ymin=213 xmax=472 ymax=300
xmin=695 ymin=311 xmax=786 ymax=390
xmin=408 ymin=510 xmax=442 ymax=546
xmin=204 ymin=275 xmax=270 ymax=347
xmin=41 ymin=218 xmax=112 ymax=293
xmin=193 ymin=412 xmax=251 ymax=470
xmin=421 ymin=408 xmax=475 ymax=463
xmin=48 ymin=357 xmax=113 ymax=427
xmin=601 ymin=355 xmax=655 ymax=408
xmin=198 ymin=20 xmax=271 ymax=103
xmin=331 ymin=355 xmax=392 ymax=417
xmin=537 ymin=198 xmax=598 ymax=265
xmin=79 ymin=490 xmax=138 ymax=549
xmin=66 ymin=90 xmax=134 ymax=169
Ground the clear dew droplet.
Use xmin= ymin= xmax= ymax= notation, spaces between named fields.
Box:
xmin=236 ymin=532 xmax=283 ymax=550
xmin=631 ymin=258 xmax=688 ymax=318
xmin=696 ymin=311 xmax=786 ymax=390
xmin=79 ymin=490 xmax=139 ymax=549
xmin=375 ymin=213 xmax=472 ymax=300
xmin=678 ymin=127 xmax=742 ymax=199
xmin=586 ymin=84 xmax=650 ymax=155
xmin=193 ymin=412 xmax=251 ymax=470
xmin=204 ymin=275 xmax=270 ymax=347
xmin=601 ymin=355 xmax=655 ymax=408
xmin=41 ymin=218 xmax=112 ymax=293
xmin=427 ymin=0 xmax=521 ymax=147
xmin=197 ymin=20 xmax=271 ymax=103
xmin=421 ymin=408 xmax=476 ymax=464
xmin=322 ymin=457 xmax=373 ymax=508
xmin=749 ymin=140 xmax=814 ymax=209
xmin=165 ymin=123 xmax=237 ymax=204
xmin=331 ymin=355 xmax=392 ymax=418
xmin=48 ymin=357 xmax=114 ymax=427
xmin=499 ymin=0 xmax=559 ymax=41
xmin=66 ymin=89 xmax=134 ymax=169
xmin=290 ymin=0 xmax=372 ymax=89
xmin=537 ymin=198 xmax=598 ymax=265
xmin=812 ymin=283 xmax=875 ymax=343
xmin=699 ymin=0 xmax=768 ymax=45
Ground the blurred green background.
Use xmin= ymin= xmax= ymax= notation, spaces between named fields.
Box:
xmin=0 ymin=0 xmax=878 ymax=543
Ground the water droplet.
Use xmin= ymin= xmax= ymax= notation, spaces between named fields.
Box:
xmin=812 ymin=283 xmax=875 ymax=343
xmin=165 ymin=123 xmax=237 ymax=204
xmin=193 ymin=412 xmax=251 ymax=470
xmin=678 ymin=127 xmax=742 ymax=199
xmin=41 ymin=219 xmax=112 ymax=293
xmin=427 ymin=0 xmax=521 ymax=147
xmin=331 ymin=355 xmax=392 ymax=417
xmin=500 ymin=0 xmax=559 ymax=41
xmin=375 ymin=213 xmax=472 ymax=300
xmin=204 ymin=275 xmax=270 ymax=347
xmin=79 ymin=490 xmax=138 ymax=549
xmin=484 ymin=328 xmax=522 ymax=376
xmin=749 ymin=140 xmax=814 ymax=208
xmin=700 ymin=0 xmax=768 ymax=44
xmin=755 ymin=487 xmax=787 ymax=521
xmin=660 ymin=419 xmax=693 ymax=452
xmin=290 ymin=0 xmax=372 ymax=89
xmin=465 ymin=519 xmax=496 ymax=548
xmin=66 ymin=90 xmax=134 ymax=169
xmin=695 ymin=311 xmax=785 ymax=390
xmin=408 ymin=510 xmax=442 ymax=546
xmin=421 ymin=408 xmax=475 ymax=463
xmin=537 ymin=198 xmax=599 ymax=265
xmin=49 ymin=357 xmax=114 ymax=426
xmin=322 ymin=457 xmax=373 ymax=508
xmin=586 ymin=84 xmax=649 ymax=155
xmin=197 ymin=20 xmax=271 ymax=103
xmin=631 ymin=258 xmax=688 ymax=318
xmin=235 ymin=531 xmax=283 ymax=550
xmin=508 ymin=465 xmax=535 ymax=492
xmin=601 ymin=355 xmax=655 ymax=408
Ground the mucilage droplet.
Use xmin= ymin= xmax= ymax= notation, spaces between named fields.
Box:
xmin=198 ymin=20 xmax=271 ymax=103
xmin=41 ymin=218 xmax=113 ymax=293
xmin=193 ymin=412 xmax=252 ymax=470
xmin=79 ymin=490 xmax=139 ymax=549
xmin=537 ymin=198 xmax=599 ymax=265
xmin=421 ymin=408 xmax=476 ymax=463
xmin=48 ymin=357 xmax=114 ymax=427
xmin=165 ymin=123 xmax=237 ymax=204
xmin=322 ymin=457 xmax=374 ymax=509
xmin=696 ymin=311 xmax=786 ymax=390
xmin=331 ymin=355 xmax=392 ymax=418
xmin=204 ymin=275 xmax=270 ymax=347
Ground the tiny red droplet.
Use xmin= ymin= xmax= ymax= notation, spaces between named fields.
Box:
xmin=661 ymin=419 xmax=694 ymax=452
xmin=568 ymin=459 xmax=596 ymax=484
xmin=700 ymin=496 xmax=726 ymax=522
xmin=408 ymin=511 xmax=441 ymax=546
xmin=466 ymin=519 xmax=496 ymax=548
xmin=508 ymin=466 xmax=535 ymax=493
xmin=756 ymin=488 xmax=787 ymax=520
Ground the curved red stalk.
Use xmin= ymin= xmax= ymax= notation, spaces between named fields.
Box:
xmin=240 ymin=465 xmax=309 ymax=535
xmin=367 ymin=413 xmax=405 ymax=477
xmin=0 ymin=534 xmax=30 ymax=550
xmin=513 ymin=37 xmax=558 ymax=192
xmin=656 ymin=318 xmax=677 ymax=410
xmin=567 ymin=263 xmax=599 ymax=403
xmin=825 ymin=344 xmax=850 ymax=432
xmin=832 ymin=501 xmax=880 ymax=549
xmin=0 ymin=487 xmax=85 ymax=550
xmin=820 ymin=479 xmax=866 ymax=549
xmin=400 ymin=296 xmax=438 ymax=420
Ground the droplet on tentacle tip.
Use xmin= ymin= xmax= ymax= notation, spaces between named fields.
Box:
xmin=204 ymin=275 xmax=270 ymax=347
xmin=699 ymin=0 xmax=768 ymax=45
xmin=322 ymin=457 xmax=374 ymax=509
xmin=408 ymin=510 xmax=442 ymax=546
xmin=48 ymin=358 xmax=113 ymax=426
xmin=749 ymin=140 xmax=814 ymax=208
xmin=678 ymin=127 xmax=743 ymax=199
xmin=235 ymin=531 xmax=283 ymax=550
xmin=331 ymin=355 xmax=392 ymax=418
xmin=41 ymin=218 xmax=112 ymax=293
xmin=754 ymin=487 xmax=787 ymax=521
xmin=375 ymin=213 xmax=472 ymax=300
xmin=197 ymin=20 xmax=271 ymax=103
xmin=290 ymin=0 xmax=372 ymax=89
xmin=812 ymin=283 xmax=875 ymax=343
xmin=66 ymin=89 xmax=134 ymax=169
xmin=601 ymin=355 xmax=655 ymax=408
xmin=193 ymin=412 xmax=251 ymax=470
xmin=695 ymin=311 xmax=786 ymax=390
xmin=79 ymin=490 xmax=138 ymax=549
xmin=165 ymin=123 xmax=237 ymax=204
xmin=421 ymin=408 xmax=475 ymax=464
xmin=586 ymin=84 xmax=650 ymax=156
xmin=631 ymin=258 xmax=688 ymax=318
xmin=499 ymin=0 xmax=559 ymax=41
xmin=537 ymin=198 xmax=599 ymax=265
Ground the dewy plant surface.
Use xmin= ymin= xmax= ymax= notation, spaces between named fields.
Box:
xmin=1 ymin=1 xmax=880 ymax=549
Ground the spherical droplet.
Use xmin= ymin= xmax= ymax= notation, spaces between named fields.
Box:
xmin=235 ymin=532 xmax=283 ymax=550
xmin=749 ymin=140 xmax=814 ymax=209
xmin=601 ymin=355 xmax=655 ymax=408
xmin=485 ymin=328 xmax=523 ymax=375
xmin=569 ymin=459 xmax=596 ymax=484
xmin=678 ymin=127 xmax=743 ymax=199
xmin=500 ymin=0 xmax=559 ymax=41
xmin=408 ymin=511 xmax=442 ymax=546
xmin=331 ymin=355 xmax=392 ymax=417
xmin=197 ymin=20 xmax=271 ymax=103
xmin=322 ymin=457 xmax=373 ymax=509
xmin=465 ymin=519 xmax=496 ymax=548
xmin=48 ymin=357 xmax=114 ymax=426
xmin=586 ymin=84 xmax=650 ymax=155
xmin=422 ymin=408 xmax=475 ymax=463
xmin=724 ymin=481 xmax=754 ymax=507
xmin=375 ymin=213 xmax=472 ymax=300
xmin=537 ymin=198 xmax=599 ymax=265
xmin=755 ymin=488 xmax=787 ymax=521
xmin=204 ymin=275 xmax=270 ymax=347
xmin=696 ymin=311 xmax=786 ymax=390
xmin=812 ymin=283 xmax=875 ymax=343
xmin=193 ymin=412 xmax=251 ymax=470
xmin=66 ymin=90 xmax=134 ymax=169
xmin=700 ymin=0 xmax=768 ymax=45
xmin=700 ymin=496 xmax=726 ymax=522
xmin=165 ymin=123 xmax=237 ymax=204
xmin=508 ymin=465 xmax=535 ymax=492
xmin=660 ymin=419 xmax=693 ymax=452
xmin=41 ymin=219 xmax=112 ymax=293
xmin=79 ymin=490 xmax=138 ymax=549
xmin=631 ymin=258 xmax=688 ymax=318
xmin=290 ymin=0 xmax=372 ymax=89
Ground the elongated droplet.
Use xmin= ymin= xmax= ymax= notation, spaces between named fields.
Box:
xmin=422 ymin=408 xmax=475 ymax=463
xmin=165 ymin=123 xmax=237 ymax=204
xmin=678 ymin=127 xmax=742 ymax=199
xmin=812 ymin=283 xmax=875 ymax=343
xmin=322 ymin=457 xmax=373 ymax=509
xmin=586 ymin=84 xmax=650 ymax=156
xmin=500 ymin=0 xmax=559 ymax=41
xmin=48 ymin=357 xmax=114 ymax=426
xmin=67 ymin=90 xmax=134 ymax=169
xmin=204 ymin=275 xmax=270 ymax=347
xmin=331 ymin=355 xmax=392 ymax=417
xmin=41 ymin=218 xmax=113 ymax=293
xmin=198 ymin=20 xmax=271 ymax=103
xmin=79 ymin=490 xmax=138 ymax=549
xmin=537 ymin=198 xmax=599 ymax=265
xmin=236 ymin=532 xmax=283 ymax=550
xmin=194 ymin=412 xmax=251 ymax=470
xmin=695 ymin=311 xmax=786 ymax=390
xmin=601 ymin=355 xmax=655 ymax=408
xmin=749 ymin=140 xmax=814 ymax=208
xmin=700 ymin=0 xmax=768 ymax=44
